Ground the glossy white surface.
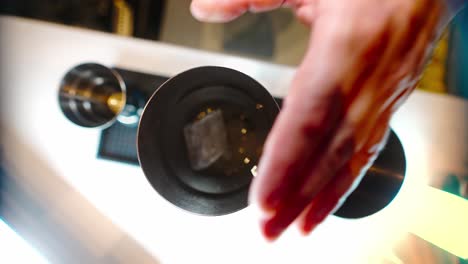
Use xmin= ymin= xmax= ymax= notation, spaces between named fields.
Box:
xmin=1 ymin=16 xmax=466 ymax=263
xmin=0 ymin=220 xmax=49 ymax=264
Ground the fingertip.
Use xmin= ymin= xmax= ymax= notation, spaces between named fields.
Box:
xmin=190 ymin=1 xmax=203 ymax=18
xmin=300 ymin=208 xmax=323 ymax=232
xmin=190 ymin=1 xmax=240 ymax=22
xmin=295 ymin=5 xmax=317 ymax=25
xmin=300 ymin=221 xmax=317 ymax=235
xmin=261 ymin=218 xmax=284 ymax=241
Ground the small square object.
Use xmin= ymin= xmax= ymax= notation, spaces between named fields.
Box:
xmin=183 ymin=110 xmax=229 ymax=171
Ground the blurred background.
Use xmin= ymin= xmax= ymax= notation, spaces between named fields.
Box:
xmin=0 ymin=0 xmax=467 ymax=98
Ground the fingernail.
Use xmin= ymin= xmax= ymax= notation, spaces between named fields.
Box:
xmin=249 ymin=2 xmax=282 ymax=13
xmin=190 ymin=4 xmax=238 ymax=22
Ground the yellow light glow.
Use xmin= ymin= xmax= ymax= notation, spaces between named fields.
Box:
xmin=409 ymin=187 xmax=468 ymax=259
xmin=196 ymin=111 xmax=206 ymax=120
xmin=107 ymin=93 xmax=124 ymax=114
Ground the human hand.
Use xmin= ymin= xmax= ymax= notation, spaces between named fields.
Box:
xmin=191 ymin=0 xmax=447 ymax=240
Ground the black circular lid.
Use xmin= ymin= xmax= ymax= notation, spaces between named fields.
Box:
xmin=333 ymin=129 xmax=406 ymax=218
xmin=137 ymin=66 xmax=280 ymax=216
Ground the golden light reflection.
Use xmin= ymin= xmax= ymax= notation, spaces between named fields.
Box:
xmin=107 ymin=93 xmax=125 ymax=114
xmin=196 ymin=111 xmax=207 ymax=120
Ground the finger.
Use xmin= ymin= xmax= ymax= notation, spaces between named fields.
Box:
xmin=335 ymin=18 xmax=393 ymax=152
xmin=412 ymin=3 xmax=445 ymax=76
xmin=343 ymin=13 xmax=427 ymax=152
xmin=325 ymin=8 xmax=424 ymax=156
xmin=252 ymin=10 xmax=390 ymax=235
xmin=395 ymin=0 xmax=445 ymax=64
xmin=260 ymin=121 xmax=355 ymax=240
xmin=342 ymin=13 xmax=392 ymax=103
xmin=374 ymin=3 xmax=442 ymax=114
xmin=190 ymin=0 xmax=285 ymax=22
xmin=294 ymin=1 xmax=318 ymax=25
xmin=298 ymin=121 xmax=356 ymax=198
xmin=250 ymin=74 xmax=345 ymax=214
xmin=389 ymin=83 xmax=415 ymax=114
xmin=249 ymin=20 xmax=351 ymax=214
xmin=390 ymin=0 xmax=434 ymax=60
xmin=299 ymin=116 xmax=391 ymax=234
xmin=299 ymin=166 xmax=353 ymax=234
xmin=345 ymin=2 xmax=440 ymax=133
xmin=261 ymin=186 xmax=318 ymax=240
xmin=269 ymin=10 xmax=401 ymax=233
